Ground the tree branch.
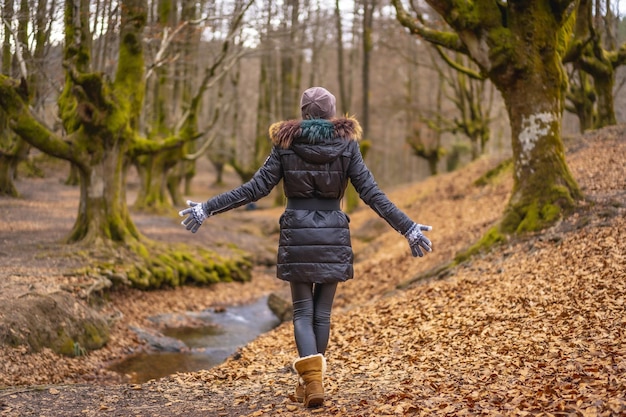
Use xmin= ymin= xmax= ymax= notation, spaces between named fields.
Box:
xmin=145 ymin=22 xmax=189 ymax=81
xmin=130 ymin=130 xmax=202 ymax=156
xmin=434 ymin=46 xmax=486 ymax=80
xmin=0 ymin=76 xmax=76 ymax=162
xmin=610 ymin=41 xmax=626 ymax=67
xmin=2 ymin=18 xmax=28 ymax=79
xmin=184 ymin=100 xmax=235 ymax=161
xmin=391 ymin=0 xmax=467 ymax=54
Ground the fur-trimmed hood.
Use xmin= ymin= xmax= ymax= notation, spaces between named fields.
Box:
xmin=270 ymin=117 xmax=362 ymax=148
xmin=269 ymin=117 xmax=362 ymax=165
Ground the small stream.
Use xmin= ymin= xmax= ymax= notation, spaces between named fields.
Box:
xmin=108 ymin=296 xmax=281 ymax=383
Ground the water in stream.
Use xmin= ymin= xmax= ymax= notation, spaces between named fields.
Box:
xmin=108 ymin=296 xmax=281 ymax=383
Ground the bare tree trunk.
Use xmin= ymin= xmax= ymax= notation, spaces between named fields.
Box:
xmin=407 ymin=72 xmax=445 ymax=176
xmin=279 ymin=0 xmax=302 ymax=120
xmin=1 ymin=0 xmax=13 ymax=75
xmin=343 ymin=0 xmax=372 ymax=213
xmin=335 ymin=0 xmax=349 ymax=114
xmin=169 ymin=0 xmax=199 ymax=204
xmin=361 ymin=0 xmax=376 ymax=139
xmin=233 ymin=3 xmax=275 ymax=182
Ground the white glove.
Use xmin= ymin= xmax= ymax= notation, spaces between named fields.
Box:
xmin=179 ymin=200 xmax=208 ymax=233
xmin=405 ymin=223 xmax=433 ymax=257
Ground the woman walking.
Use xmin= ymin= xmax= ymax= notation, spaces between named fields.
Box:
xmin=179 ymin=86 xmax=432 ymax=408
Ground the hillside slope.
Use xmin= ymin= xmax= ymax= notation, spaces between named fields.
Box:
xmin=1 ymin=125 xmax=624 ymax=416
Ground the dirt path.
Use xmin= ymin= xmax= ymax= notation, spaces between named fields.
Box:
xmin=1 ymin=126 xmax=625 ymax=416
xmin=0 ymin=158 xmax=289 ymax=387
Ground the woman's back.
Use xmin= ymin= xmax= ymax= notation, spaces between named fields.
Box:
xmin=270 ymin=118 xmax=362 ymax=200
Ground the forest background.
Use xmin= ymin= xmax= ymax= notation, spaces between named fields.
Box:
xmin=0 ymin=1 xmax=625 ymax=414
xmin=3 ymin=0 xmax=625 ymax=196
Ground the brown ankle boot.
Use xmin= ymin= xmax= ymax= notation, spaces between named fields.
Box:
xmin=293 ymin=380 xmax=305 ymax=403
xmin=293 ymin=354 xmax=326 ymax=408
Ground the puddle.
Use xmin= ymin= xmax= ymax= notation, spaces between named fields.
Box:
xmin=108 ymin=296 xmax=281 ymax=383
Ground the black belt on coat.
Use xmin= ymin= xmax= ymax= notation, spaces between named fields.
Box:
xmin=286 ymin=198 xmax=341 ymax=211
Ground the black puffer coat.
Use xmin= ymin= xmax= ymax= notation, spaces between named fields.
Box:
xmin=201 ymin=117 xmax=414 ymax=284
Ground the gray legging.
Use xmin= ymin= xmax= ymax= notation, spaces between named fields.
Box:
xmin=290 ymin=281 xmax=338 ymax=357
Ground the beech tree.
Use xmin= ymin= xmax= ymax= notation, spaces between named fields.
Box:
xmin=407 ymin=70 xmax=446 ymax=176
xmin=0 ymin=0 xmax=251 ymax=288
xmin=564 ymin=0 xmax=626 ymax=130
xmin=132 ymin=0 xmax=252 ymax=212
xmin=334 ymin=0 xmax=357 ymax=115
xmin=231 ymin=0 xmax=306 ymax=186
xmin=0 ymin=0 xmax=54 ymax=196
xmin=435 ymin=52 xmax=495 ymax=161
xmin=393 ymin=0 xmax=583 ymax=236
xmin=230 ymin=2 xmax=278 ymax=183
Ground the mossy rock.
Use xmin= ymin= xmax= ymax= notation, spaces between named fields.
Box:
xmin=74 ymin=240 xmax=253 ymax=290
xmin=0 ymin=291 xmax=109 ymax=356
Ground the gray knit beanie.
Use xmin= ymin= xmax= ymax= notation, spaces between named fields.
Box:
xmin=300 ymin=87 xmax=336 ymax=120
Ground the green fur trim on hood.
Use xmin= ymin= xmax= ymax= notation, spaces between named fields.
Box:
xmin=269 ymin=117 xmax=362 ymax=149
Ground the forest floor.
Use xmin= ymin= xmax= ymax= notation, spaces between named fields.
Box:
xmin=0 ymin=125 xmax=625 ymax=416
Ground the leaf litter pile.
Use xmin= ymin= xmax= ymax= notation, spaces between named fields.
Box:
xmin=1 ymin=125 xmax=625 ymax=416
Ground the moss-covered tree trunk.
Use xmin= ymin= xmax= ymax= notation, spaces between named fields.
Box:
xmin=58 ymin=0 xmax=144 ymax=245
xmin=566 ymin=69 xmax=596 ymax=132
xmin=133 ymin=0 xmax=178 ymax=213
xmin=67 ymin=144 xmax=140 ymax=244
xmin=591 ymin=68 xmax=617 ymax=127
xmin=0 ymin=0 xmax=19 ymax=197
xmin=407 ymin=141 xmax=443 ymax=176
xmin=494 ymin=2 xmax=582 ymax=233
xmin=141 ymin=0 xmax=252 ymax=210
xmin=0 ymin=69 xmax=140 ymax=246
xmin=498 ymin=76 xmax=581 ymax=233
xmin=565 ymin=0 xmax=625 ymax=129
xmin=0 ymin=133 xmax=29 ymax=197
xmin=0 ymin=151 xmax=19 ymax=197
xmin=393 ymin=0 xmax=583 ymax=234
xmin=134 ymin=151 xmax=181 ymax=212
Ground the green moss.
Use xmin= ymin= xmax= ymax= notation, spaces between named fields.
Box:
xmin=541 ymin=202 xmax=561 ymax=223
xmin=503 ymin=183 xmax=577 ymax=234
xmin=474 ymin=158 xmax=513 ymax=186
xmin=82 ymin=322 xmax=109 ymax=350
xmin=454 ymin=226 xmax=506 ymax=264
xmin=516 ymin=200 xmax=540 ymax=233
xmin=57 ymin=336 xmax=77 ymax=357
xmin=134 ymin=242 xmax=150 ymax=259
xmin=18 ymin=158 xmax=45 ymax=178
xmin=54 ymin=322 xmax=108 ymax=356
xmin=58 ymin=84 xmax=80 ymax=133
xmin=488 ymin=26 xmax=514 ymax=53
xmin=65 ymin=237 xmax=251 ymax=290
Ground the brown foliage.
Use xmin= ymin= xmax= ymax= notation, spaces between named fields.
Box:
xmin=0 ymin=125 xmax=625 ymax=416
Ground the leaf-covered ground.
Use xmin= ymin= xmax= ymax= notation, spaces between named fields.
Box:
xmin=1 ymin=125 xmax=624 ymax=416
